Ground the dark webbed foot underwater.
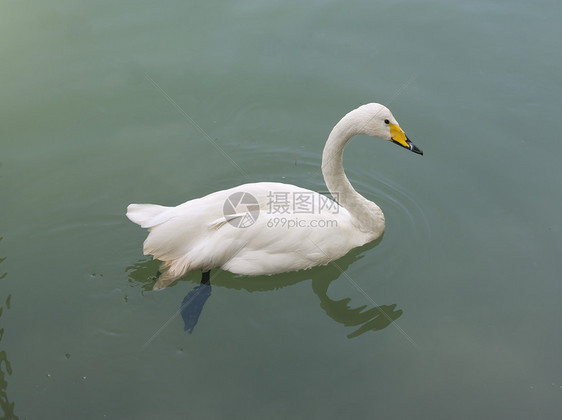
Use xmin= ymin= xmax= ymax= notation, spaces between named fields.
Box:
xmin=180 ymin=270 xmax=212 ymax=333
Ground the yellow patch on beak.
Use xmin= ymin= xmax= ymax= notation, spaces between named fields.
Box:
xmin=389 ymin=123 xmax=409 ymax=148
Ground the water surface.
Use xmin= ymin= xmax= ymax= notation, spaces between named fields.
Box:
xmin=1 ymin=0 xmax=562 ymax=418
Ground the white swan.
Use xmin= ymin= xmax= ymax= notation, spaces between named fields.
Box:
xmin=127 ymin=103 xmax=422 ymax=290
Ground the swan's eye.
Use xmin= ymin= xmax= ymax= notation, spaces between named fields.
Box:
xmin=384 ymin=119 xmax=390 ymax=124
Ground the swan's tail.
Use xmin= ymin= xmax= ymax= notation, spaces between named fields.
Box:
xmin=127 ymin=203 xmax=200 ymax=289
xmin=126 ymin=203 xmax=171 ymax=229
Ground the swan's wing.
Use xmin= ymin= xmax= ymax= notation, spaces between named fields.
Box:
xmin=206 ymin=183 xmax=366 ymax=275
xmin=130 ymin=182 xmax=366 ymax=277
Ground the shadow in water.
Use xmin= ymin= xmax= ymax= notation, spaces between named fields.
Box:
xmin=126 ymin=237 xmax=403 ymax=339
xmin=180 ymin=283 xmax=212 ymax=333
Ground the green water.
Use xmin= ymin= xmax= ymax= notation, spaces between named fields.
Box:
xmin=2 ymin=0 xmax=562 ymax=418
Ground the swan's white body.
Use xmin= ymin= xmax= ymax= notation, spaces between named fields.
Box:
xmin=127 ymin=103 xmax=422 ymax=289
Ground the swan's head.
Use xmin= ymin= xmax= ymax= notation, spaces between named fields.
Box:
xmin=357 ymin=103 xmax=423 ymax=155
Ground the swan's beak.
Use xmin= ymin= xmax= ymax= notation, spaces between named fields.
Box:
xmin=390 ymin=123 xmax=423 ymax=155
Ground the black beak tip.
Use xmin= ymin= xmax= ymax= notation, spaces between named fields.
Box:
xmin=406 ymin=139 xmax=423 ymax=156
xmin=412 ymin=145 xmax=423 ymax=155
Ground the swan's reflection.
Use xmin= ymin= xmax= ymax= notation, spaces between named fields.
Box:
xmin=126 ymin=240 xmax=403 ymax=338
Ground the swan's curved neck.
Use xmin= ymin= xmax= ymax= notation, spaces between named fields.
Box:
xmin=321 ymin=110 xmax=385 ymax=237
